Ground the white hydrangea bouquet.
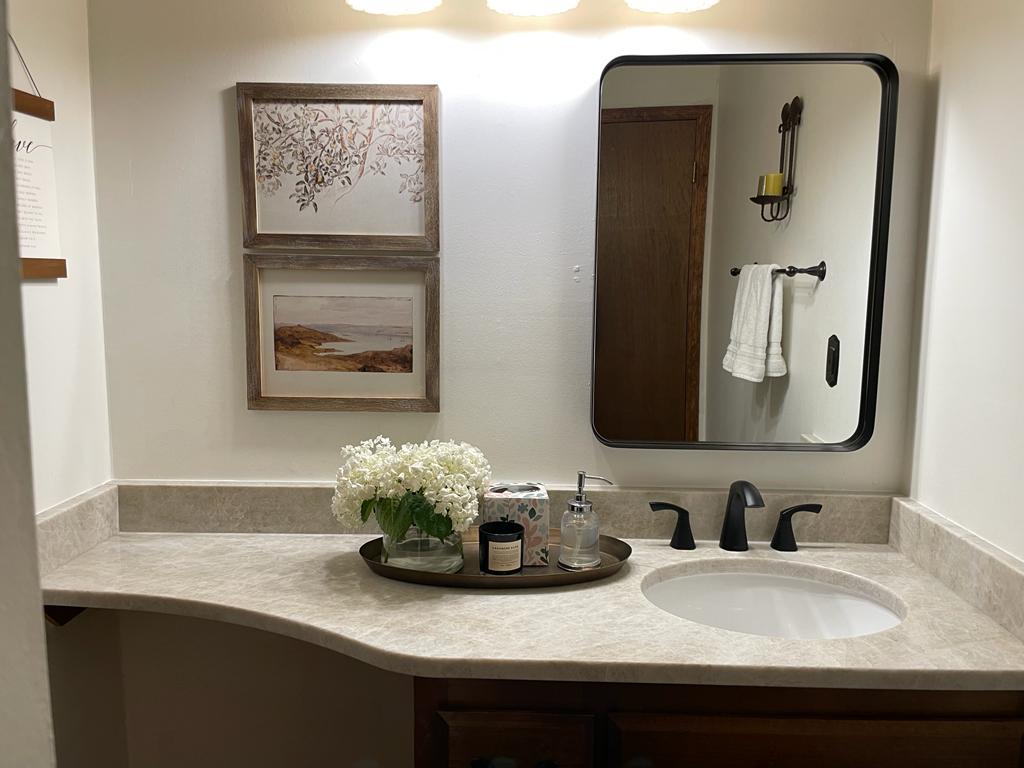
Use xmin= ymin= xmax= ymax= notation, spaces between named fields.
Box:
xmin=332 ymin=436 xmax=491 ymax=572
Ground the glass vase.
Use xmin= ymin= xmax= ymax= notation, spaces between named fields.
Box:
xmin=382 ymin=525 xmax=464 ymax=574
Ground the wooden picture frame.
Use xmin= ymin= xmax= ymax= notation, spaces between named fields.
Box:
xmin=236 ymin=83 xmax=439 ymax=253
xmin=12 ymin=88 xmax=66 ymax=280
xmin=244 ymin=253 xmax=439 ymax=412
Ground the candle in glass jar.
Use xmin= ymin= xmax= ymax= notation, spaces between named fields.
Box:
xmin=479 ymin=521 xmax=524 ymax=575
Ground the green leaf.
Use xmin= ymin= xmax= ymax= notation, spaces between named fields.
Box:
xmin=404 ymin=491 xmax=453 ymax=542
xmin=374 ymin=497 xmax=413 ymax=543
xmin=405 ymin=492 xmax=435 ymax=529
xmin=399 ymin=491 xmax=426 ymax=519
xmin=359 ymin=498 xmax=375 ymax=524
xmin=418 ymin=510 xmax=454 ymax=542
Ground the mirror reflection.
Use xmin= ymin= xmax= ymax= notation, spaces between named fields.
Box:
xmin=593 ymin=59 xmax=886 ymax=448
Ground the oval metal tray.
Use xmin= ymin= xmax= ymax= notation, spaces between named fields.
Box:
xmin=359 ymin=531 xmax=631 ymax=589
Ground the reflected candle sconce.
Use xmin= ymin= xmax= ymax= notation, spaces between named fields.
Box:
xmin=751 ymin=96 xmax=803 ymax=222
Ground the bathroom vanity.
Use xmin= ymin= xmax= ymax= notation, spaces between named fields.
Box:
xmin=39 ymin=484 xmax=1024 ymax=767
xmin=410 ymin=547 xmax=1024 ymax=766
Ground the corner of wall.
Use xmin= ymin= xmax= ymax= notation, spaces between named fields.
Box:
xmin=9 ymin=0 xmax=114 ymax=511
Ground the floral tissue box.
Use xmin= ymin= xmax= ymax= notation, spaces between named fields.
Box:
xmin=481 ymin=483 xmax=550 ymax=567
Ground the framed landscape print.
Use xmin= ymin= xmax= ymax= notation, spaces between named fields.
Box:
xmin=244 ymin=253 xmax=439 ymax=411
xmin=236 ymin=83 xmax=439 ymax=253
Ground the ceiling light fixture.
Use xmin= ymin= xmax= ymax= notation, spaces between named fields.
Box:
xmin=486 ymin=0 xmax=580 ymax=16
xmin=624 ymin=0 xmax=718 ymax=13
xmin=346 ymin=0 xmax=442 ymax=15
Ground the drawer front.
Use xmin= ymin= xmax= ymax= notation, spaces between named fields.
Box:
xmin=440 ymin=710 xmax=594 ymax=768
xmin=609 ymin=713 xmax=1024 ymax=768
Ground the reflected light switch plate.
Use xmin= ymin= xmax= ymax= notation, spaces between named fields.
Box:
xmin=826 ymin=334 xmax=840 ymax=388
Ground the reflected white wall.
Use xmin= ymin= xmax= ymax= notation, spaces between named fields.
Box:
xmin=705 ymin=63 xmax=879 ymax=444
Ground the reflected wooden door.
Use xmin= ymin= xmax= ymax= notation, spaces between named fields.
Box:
xmin=594 ymin=105 xmax=712 ymax=442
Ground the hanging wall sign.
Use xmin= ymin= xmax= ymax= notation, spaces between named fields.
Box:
xmin=12 ymin=88 xmax=65 ymax=279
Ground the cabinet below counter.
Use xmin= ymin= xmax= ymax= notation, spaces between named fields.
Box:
xmin=415 ymin=678 xmax=1024 ymax=768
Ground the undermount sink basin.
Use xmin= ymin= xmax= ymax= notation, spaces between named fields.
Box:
xmin=643 ymin=561 xmax=904 ymax=640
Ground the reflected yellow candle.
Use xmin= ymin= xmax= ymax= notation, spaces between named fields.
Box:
xmin=763 ymin=172 xmax=784 ymax=196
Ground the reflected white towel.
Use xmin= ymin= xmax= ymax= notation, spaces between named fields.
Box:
xmin=722 ymin=264 xmax=788 ymax=382
xmin=765 ymin=270 xmax=787 ymax=378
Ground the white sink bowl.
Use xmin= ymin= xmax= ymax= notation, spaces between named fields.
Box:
xmin=643 ymin=560 xmax=904 ymax=640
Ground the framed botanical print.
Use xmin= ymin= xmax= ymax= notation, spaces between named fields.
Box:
xmin=244 ymin=253 xmax=439 ymax=411
xmin=236 ymin=83 xmax=439 ymax=253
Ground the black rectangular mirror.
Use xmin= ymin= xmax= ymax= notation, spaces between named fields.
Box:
xmin=592 ymin=54 xmax=898 ymax=451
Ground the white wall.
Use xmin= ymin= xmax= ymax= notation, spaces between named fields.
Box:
xmin=911 ymin=0 xmax=1024 ymax=558
xmin=705 ymin=63 xmax=878 ymax=444
xmin=88 ymin=0 xmax=932 ymax=493
xmin=10 ymin=0 xmax=112 ymax=512
xmin=0 ymin=4 xmax=56 ymax=761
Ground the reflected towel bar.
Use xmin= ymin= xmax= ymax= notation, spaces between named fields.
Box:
xmin=729 ymin=260 xmax=826 ymax=282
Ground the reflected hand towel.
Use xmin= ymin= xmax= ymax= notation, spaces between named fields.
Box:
xmin=722 ymin=264 xmax=788 ymax=382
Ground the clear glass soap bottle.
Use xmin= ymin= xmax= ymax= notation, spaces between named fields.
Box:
xmin=558 ymin=470 xmax=613 ymax=571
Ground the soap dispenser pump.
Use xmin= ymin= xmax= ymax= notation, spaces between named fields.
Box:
xmin=557 ymin=470 xmax=613 ymax=572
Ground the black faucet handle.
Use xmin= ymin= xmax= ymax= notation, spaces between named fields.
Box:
xmin=770 ymin=503 xmax=823 ymax=552
xmin=649 ymin=502 xmax=696 ymax=550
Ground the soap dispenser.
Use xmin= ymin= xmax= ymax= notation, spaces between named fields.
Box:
xmin=558 ymin=470 xmax=613 ymax=571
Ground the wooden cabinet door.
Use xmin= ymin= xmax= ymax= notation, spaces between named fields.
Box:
xmin=609 ymin=713 xmax=1024 ymax=768
xmin=440 ymin=710 xmax=594 ymax=768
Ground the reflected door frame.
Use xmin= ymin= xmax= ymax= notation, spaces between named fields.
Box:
xmin=596 ymin=105 xmax=713 ymax=442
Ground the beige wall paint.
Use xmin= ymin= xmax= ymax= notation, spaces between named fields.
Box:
xmin=911 ymin=0 xmax=1024 ymax=558
xmin=87 ymin=0 xmax=931 ymax=493
xmin=10 ymin=0 xmax=112 ymax=512
xmin=0 ymin=3 xmax=56 ymax=761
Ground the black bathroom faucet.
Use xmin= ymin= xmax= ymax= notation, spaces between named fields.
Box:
xmin=719 ymin=480 xmax=764 ymax=551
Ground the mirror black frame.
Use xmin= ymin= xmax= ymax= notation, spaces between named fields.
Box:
xmin=591 ymin=53 xmax=899 ymax=452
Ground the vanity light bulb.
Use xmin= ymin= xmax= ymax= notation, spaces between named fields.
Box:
xmin=345 ymin=0 xmax=441 ymax=14
xmin=486 ymin=0 xmax=580 ymax=16
xmin=624 ymin=0 xmax=718 ymax=12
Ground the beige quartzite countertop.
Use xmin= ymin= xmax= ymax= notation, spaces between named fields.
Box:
xmin=41 ymin=532 xmax=1024 ymax=690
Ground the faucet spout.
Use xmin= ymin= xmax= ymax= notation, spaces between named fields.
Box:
xmin=719 ymin=480 xmax=764 ymax=552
